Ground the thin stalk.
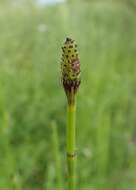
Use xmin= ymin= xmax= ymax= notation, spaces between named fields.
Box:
xmin=67 ymin=100 xmax=76 ymax=190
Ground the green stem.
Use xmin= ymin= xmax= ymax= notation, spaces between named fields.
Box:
xmin=67 ymin=102 xmax=76 ymax=190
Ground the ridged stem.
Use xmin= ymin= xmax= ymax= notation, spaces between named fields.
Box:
xmin=67 ymin=100 xmax=76 ymax=190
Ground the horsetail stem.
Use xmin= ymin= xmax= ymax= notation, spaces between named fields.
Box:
xmin=61 ymin=37 xmax=81 ymax=190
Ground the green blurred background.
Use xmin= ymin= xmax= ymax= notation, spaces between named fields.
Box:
xmin=0 ymin=0 xmax=136 ymax=189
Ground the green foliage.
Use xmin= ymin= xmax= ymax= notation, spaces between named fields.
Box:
xmin=0 ymin=1 xmax=136 ymax=190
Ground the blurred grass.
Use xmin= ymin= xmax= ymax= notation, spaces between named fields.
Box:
xmin=0 ymin=0 xmax=136 ymax=190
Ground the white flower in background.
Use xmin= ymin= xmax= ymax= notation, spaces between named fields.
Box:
xmin=37 ymin=0 xmax=65 ymax=6
xmin=83 ymin=148 xmax=92 ymax=158
xmin=37 ymin=24 xmax=47 ymax=32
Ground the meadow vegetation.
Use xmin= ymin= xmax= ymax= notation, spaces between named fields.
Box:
xmin=0 ymin=0 xmax=136 ymax=189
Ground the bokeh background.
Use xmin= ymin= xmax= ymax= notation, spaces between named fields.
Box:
xmin=0 ymin=0 xmax=136 ymax=189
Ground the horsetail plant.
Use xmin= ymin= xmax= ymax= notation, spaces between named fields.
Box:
xmin=61 ymin=37 xmax=81 ymax=190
